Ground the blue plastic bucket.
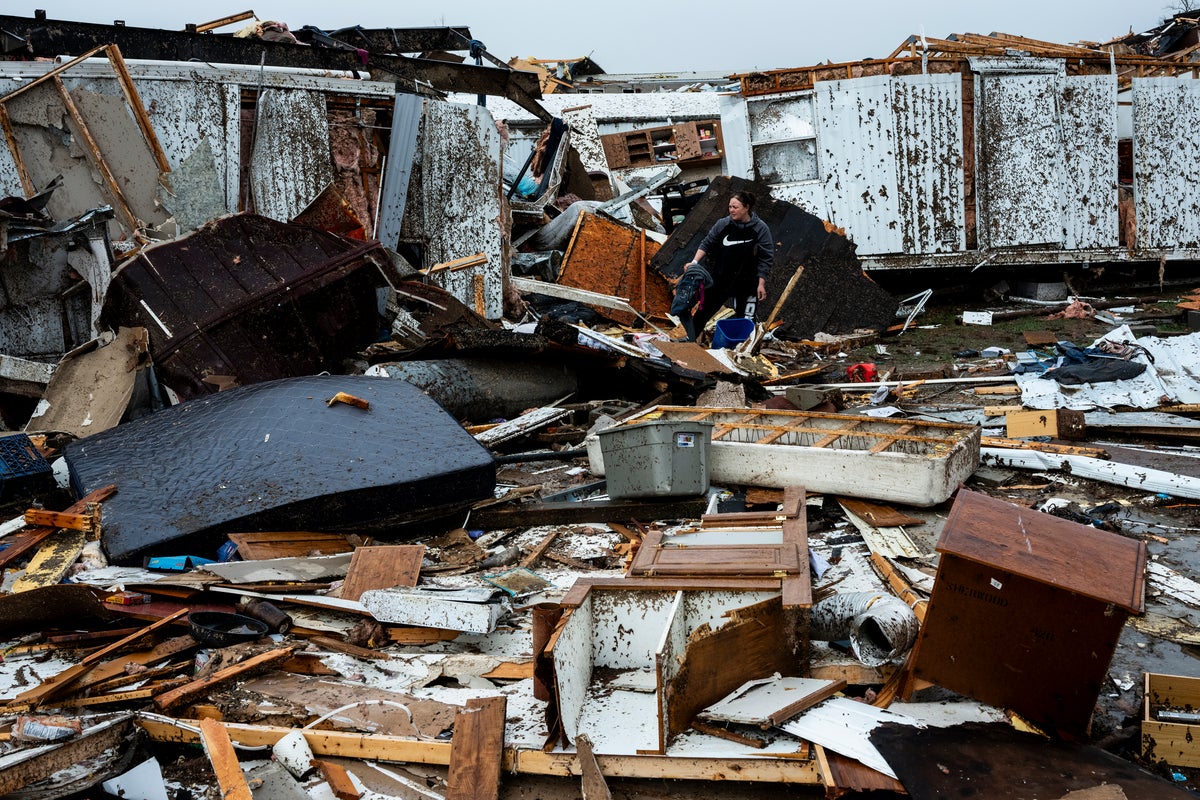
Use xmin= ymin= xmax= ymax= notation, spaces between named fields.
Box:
xmin=711 ymin=318 xmax=755 ymax=349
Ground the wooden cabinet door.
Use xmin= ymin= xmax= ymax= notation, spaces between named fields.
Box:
xmin=674 ymin=123 xmax=703 ymax=161
xmin=601 ymin=132 xmax=630 ymax=169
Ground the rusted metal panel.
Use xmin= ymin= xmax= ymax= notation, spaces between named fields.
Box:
xmin=558 ymin=211 xmax=670 ymax=325
xmin=1133 ymin=77 xmax=1200 ymax=249
xmin=815 ymin=76 xmax=902 ymax=255
xmin=403 ymin=101 xmax=504 ymax=320
xmin=1060 ymin=75 xmax=1118 ymax=250
xmin=975 ymin=72 xmax=1065 ymax=248
xmin=893 ymin=73 xmax=966 ymax=254
xmin=248 ymin=88 xmax=334 ymax=223
xmin=99 ymin=213 xmax=404 ymax=400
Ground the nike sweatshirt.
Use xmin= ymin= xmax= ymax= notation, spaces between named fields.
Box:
xmin=697 ymin=213 xmax=774 ymax=282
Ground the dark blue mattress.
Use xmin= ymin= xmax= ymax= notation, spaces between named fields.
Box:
xmin=65 ymin=375 xmax=496 ymax=564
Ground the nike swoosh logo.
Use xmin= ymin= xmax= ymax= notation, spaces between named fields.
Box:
xmin=722 ymin=236 xmax=754 ymax=246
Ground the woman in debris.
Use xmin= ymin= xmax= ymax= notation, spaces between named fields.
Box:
xmin=673 ymin=190 xmax=774 ymax=342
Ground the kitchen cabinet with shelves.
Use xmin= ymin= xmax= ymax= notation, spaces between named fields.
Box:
xmin=601 ymin=120 xmax=724 ymax=170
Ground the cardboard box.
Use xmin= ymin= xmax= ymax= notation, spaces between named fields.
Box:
xmin=1142 ymin=672 xmax=1200 ymax=768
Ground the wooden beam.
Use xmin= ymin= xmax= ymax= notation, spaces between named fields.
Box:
xmin=199 ymin=718 xmax=253 ymax=800
xmin=136 ymin=716 xmax=820 ymax=783
xmin=316 ymin=760 xmax=361 ymax=800
xmin=468 ymin=496 xmax=707 ymax=530
xmin=23 ymin=504 xmax=101 ymax=535
xmin=576 ymin=733 xmax=616 ymax=798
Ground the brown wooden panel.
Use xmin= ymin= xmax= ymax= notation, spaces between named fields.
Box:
xmin=936 ymin=489 xmax=1146 ymax=612
xmin=664 ymin=597 xmax=799 ymax=741
xmin=228 ymin=531 xmax=355 ymax=560
xmin=446 ymin=696 xmax=506 ymax=800
xmin=911 ymin=556 xmax=1128 ymax=737
xmin=558 ymin=212 xmax=671 ymax=324
xmin=837 ymin=497 xmax=925 ymax=527
xmin=340 ymin=545 xmax=424 ymax=601
xmin=628 ymin=529 xmax=801 ymax=576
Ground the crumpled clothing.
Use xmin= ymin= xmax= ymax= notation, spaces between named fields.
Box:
xmin=670 ymin=264 xmax=713 ymax=317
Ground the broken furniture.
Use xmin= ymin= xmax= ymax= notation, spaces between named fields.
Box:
xmin=550 ymin=581 xmax=812 ymax=756
xmin=589 ymin=406 xmax=980 ymax=506
xmin=100 ymin=214 xmax=406 ymax=402
xmin=600 ymin=120 xmax=723 ymax=170
xmin=64 ymin=375 xmax=497 ymax=564
xmin=1142 ymin=672 xmax=1200 ymax=768
xmin=626 ymin=485 xmax=812 ymax=609
xmin=905 ymin=489 xmax=1147 ymax=737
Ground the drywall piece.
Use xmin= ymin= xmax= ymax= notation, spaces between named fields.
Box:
xmin=359 ymin=587 xmax=508 ymax=634
xmin=100 ymin=757 xmax=169 ymax=800
xmin=779 ymin=697 xmax=923 ymax=778
xmin=25 ymin=327 xmax=149 ymax=438
xmin=248 ymin=88 xmax=334 ymax=223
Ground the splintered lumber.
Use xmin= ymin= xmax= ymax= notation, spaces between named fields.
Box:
xmin=426 ymin=252 xmax=487 ymax=275
xmin=0 ymin=713 xmax=133 ymax=796
xmin=0 ymin=484 xmax=116 ymax=570
xmin=520 ymin=529 xmax=561 ymax=568
xmin=316 ymin=760 xmax=361 ymax=800
xmin=23 ymin=504 xmax=101 ymax=535
xmin=980 ymin=436 xmax=1107 ymax=458
xmin=446 ymin=696 xmax=507 ymax=800
xmin=199 ymin=718 xmax=253 ymax=800
xmin=576 ymin=734 xmax=615 ymax=799
xmin=10 ymin=529 xmax=86 ymax=592
xmin=136 ymin=717 xmax=821 ymax=783
xmin=340 ymin=545 xmax=423 ymax=601
xmin=153 ymin=646 xmax=296 ymax=711
xmin=8 ymin=607 xmax=188 ymax=708
xmin=975 ymin=385 xmax=1021 ymax=396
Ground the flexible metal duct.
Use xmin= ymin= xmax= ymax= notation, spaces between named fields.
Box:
xmin=810 ymin=591 xmax=920 ymax=667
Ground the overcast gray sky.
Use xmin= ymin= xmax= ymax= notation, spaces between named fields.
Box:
xmin=23 ymin=1 xmax=1173 ymax=74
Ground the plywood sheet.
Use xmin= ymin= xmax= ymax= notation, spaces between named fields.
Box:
xmin=445 ymin=696 xmax=506 ymax=800
xmin=228 ymin=532 xmax=357 ymax=560
xmin=340 ymin=545 xmax=423 ymax=601
xmin=559 ymin=212 xmax=671 ymax=325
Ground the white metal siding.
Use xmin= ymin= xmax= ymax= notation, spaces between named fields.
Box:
xmin=1133 ymin=77 xmax=1200 ymax=249
xmin=893 ymin=74 xmax=966 ymax=254
xmin=248 ymin=89 xmax=334 ymax=223
xmin=815 ymin=76 xmax=902 ymax=255
xmin=718 ymin=92 xmax=752 ymax=178
xmin=1059 ymin=75 xmax=1118 ymax=250
xmin=976 ymin=73 xmax=1065 ymax=248
xmin=414 ymin=101 xmax=504 ymax=320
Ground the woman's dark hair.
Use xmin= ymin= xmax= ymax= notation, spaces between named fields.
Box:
xmin=731 ymin=190 xmax=756 ymax=211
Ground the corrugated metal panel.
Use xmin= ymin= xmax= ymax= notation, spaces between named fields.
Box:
xmin=893 ymin=74 xmax=966 ymax=254
xmin=248 ymin=88 xmax=334 ymax=222
xmin=976 ymin=73 xmax=1064 ymax=248
xmin=1133 ymin=78 xmax=1200 ymax=249
xmin=1059 ymin=75 xmax=1117 ymax=250
xmin=377 ymin=92 xmax=423 ymax=250
xmin=411 ymin=101 xmax=504 ymax=320
xmin=718 ymin=93 xmax=751 ymax=178
xmin=815 ymin=76 xmax=902 ymax=255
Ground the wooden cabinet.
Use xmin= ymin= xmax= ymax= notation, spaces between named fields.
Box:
xmin=601 ymin=120 xmax=724 ymax=169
